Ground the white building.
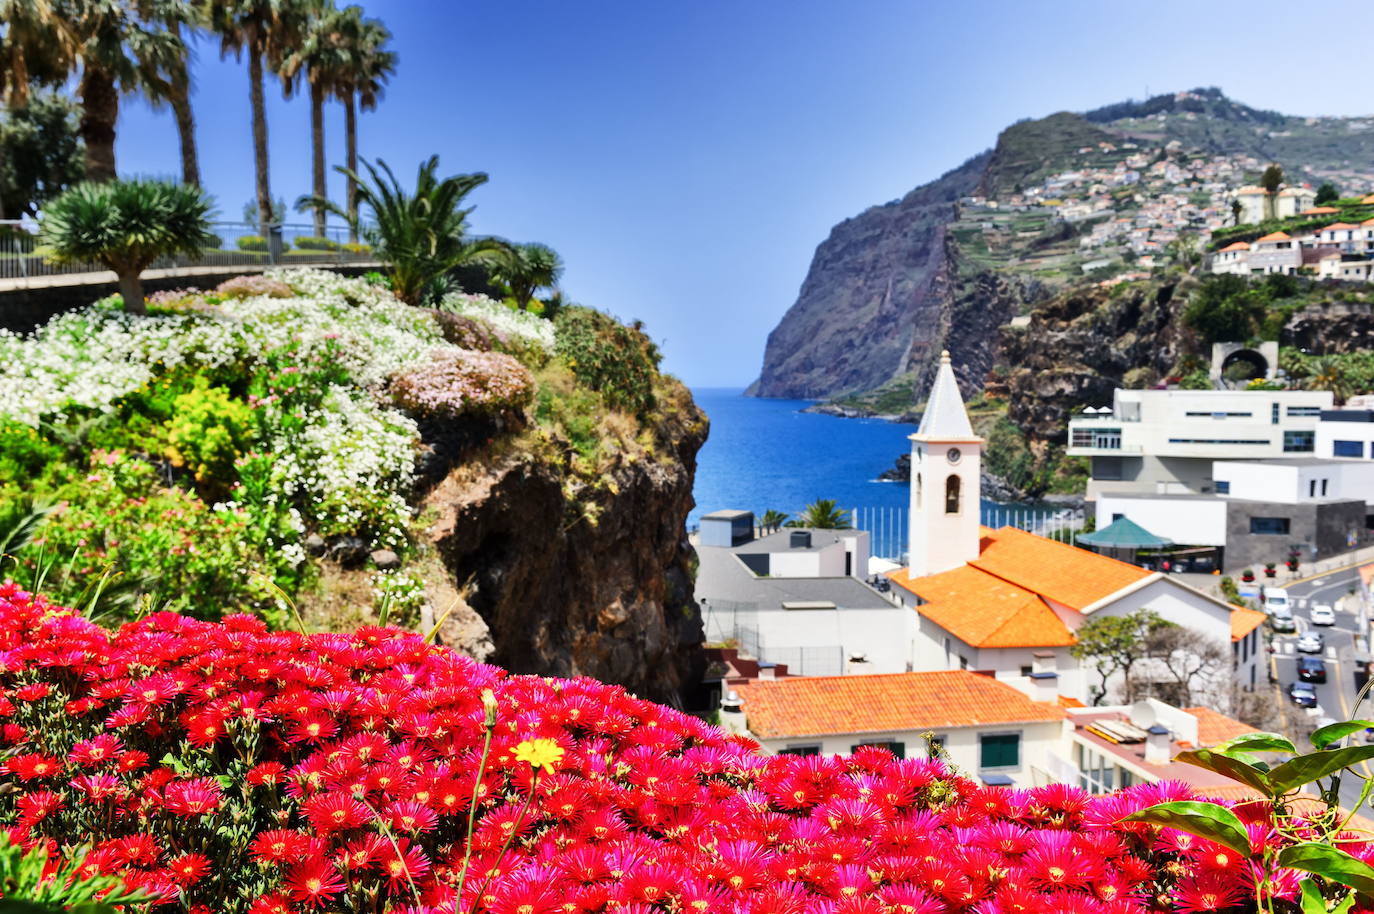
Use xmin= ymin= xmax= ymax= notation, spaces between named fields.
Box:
xmin=1068 ymin=388 xmax=1334 ymax=501
xmin=695 ymin=519 xmax=912 ymax=677
xmin=1317 ymin=404 xmax=1374 ymax=460
xmin=730 ymin=669 xmax=1070 ymax=787
xmin=884 ymin=358 xmax=1266 ymax=703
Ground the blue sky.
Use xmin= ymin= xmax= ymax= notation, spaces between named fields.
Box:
xmin=112 ymin=0 xmax=1374 ymax=387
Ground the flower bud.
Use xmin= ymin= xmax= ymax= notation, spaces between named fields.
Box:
xmin=481 ymin=689 xmax=498 ymax=728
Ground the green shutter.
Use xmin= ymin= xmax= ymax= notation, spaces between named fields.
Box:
xmin=980 ymin=733 xmax=1020 ymax=768
xmin=851 ymin=741 xmax=906 ymax=759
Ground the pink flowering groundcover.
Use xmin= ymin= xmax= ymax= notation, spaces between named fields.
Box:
xmin=0 ymin=582 xmax=1366 ymax=914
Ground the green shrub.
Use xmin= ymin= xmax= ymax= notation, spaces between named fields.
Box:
xmin=389 ymin=348 xmax=535 ymax=419
xmin=535 ymin=381 xmax=602 ymax=463
xmin=294 ymin=235 xmax=340 ymax=251
xmin=554 ymin=306 xmax=660 ymax=415
xmin=344 ymin=242 xmax=374 ymax=255
xmin=165 ymin=381 xmax=255 ymax=487
xmin=10 ymin=452 xmax=276 ymax=617
xmin=0 ymin=421 xmax=62 ymax=487
xmin=237 ymin=235 xmax=292 ymax=253
xmin=1179 ymin=369 xmax=1212 ymax=390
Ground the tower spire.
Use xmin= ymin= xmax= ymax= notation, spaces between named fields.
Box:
xmin=907 ymin=350 xmax=984 ymax=577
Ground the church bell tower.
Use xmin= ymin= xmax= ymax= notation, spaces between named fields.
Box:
xmin=907 ymin=351 xmax=984 ymax=577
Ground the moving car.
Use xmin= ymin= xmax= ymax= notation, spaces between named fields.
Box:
xmin=1263 ymin=587 xmax=1291 ymax=613
xmin=1298 ymin=655 xmax=1327 ymax=683
xmin=1269 ymin=607 xmax=1297 ymax=633
xmin=1310 ymin=604 xmax=1336 ymax=626
xmin=1296 ymin=630 xmax=1324 ymax=654
xmin=1288 ymin=682 xmax=1318 ymax=708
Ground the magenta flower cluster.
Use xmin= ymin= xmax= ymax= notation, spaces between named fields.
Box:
xmin=388 ymin=347 xmax=535 ymax=420
xmin=0 ymin=583 xmax=1367 ymax=914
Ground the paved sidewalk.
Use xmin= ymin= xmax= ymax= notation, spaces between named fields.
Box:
xmin=0 ymin=260 xmax=382 ymax=292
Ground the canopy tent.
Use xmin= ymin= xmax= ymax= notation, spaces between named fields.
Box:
xmin=1076 ymin=517 xmax=1173 ymax=550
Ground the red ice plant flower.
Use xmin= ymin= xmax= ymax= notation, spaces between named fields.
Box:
xmin=0 ymin=581 xmax=1366 ymax=913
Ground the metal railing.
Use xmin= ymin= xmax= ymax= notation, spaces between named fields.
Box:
xmin=0 ymin=220 xmax=379 ymax=283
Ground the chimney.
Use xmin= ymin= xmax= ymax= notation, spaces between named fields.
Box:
xmin=790 ymin=530 xmax=812 ymax=549
xmin=1145 ymin=725 xmax=1172 ymax=766
xmin=757 ymin=663 xmax=776 ymax=681
xmin=1031 ymin=651 xmax=1056 ymax=675
xmin=718 ymin=690 xmax=748 ymax=736
xmin=1028 ymin=671 xmax=1058 ymax=703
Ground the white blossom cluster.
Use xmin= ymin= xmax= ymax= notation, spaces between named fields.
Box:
xmin=389 ymin=346 xmax=535 ymax=419
xmin=438 ymin=291 xmax=556 ymax=355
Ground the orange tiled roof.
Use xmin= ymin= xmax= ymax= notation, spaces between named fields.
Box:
xmin=1236 ymin=186 xmax=1266 ymax=194
xmin=892 ymin=563 xmax=1076 ymax=648
xmin=1185 ymin=707 xmax=1259 ymax=748
xmin=969 ymin=527 xmax=1153 ymax=611
xmin=1323 ymin=223 xmax=1358 ymax=231
xmin=1363 ymin=194 xmax=1374 ymax=204
xmin=1058 ymin=695 xmax=1086 ymax=709
xmin=1255 ymin=231 xmax=1291 ymax=242
xmin=1301 ymin=206 xmax=1340 ymax=215
xmin=1230 ymin=606 xmax=1266 ymax=642
xmin=1218 ymin=241 xmax=1250 ymax=252
xmin=735 ymin=670 xmax=1067 ymax=739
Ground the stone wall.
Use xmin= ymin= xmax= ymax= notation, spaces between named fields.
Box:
xmin=1223 ymin=498 xmax=1368 ymax=572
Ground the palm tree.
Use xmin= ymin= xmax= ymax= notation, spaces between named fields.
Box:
xmin=0 ymin=0 xmax=76 ymax=216
xmin=1306 ymin=356 xmax=1351 ymax=405
xmin=758 ymin=510 xmax=789 ymax=534
xmin=140 ymin=0 xmax=202 ymax=186
xmin=795 ymin=499 xmax=851 ymax=530
xmin=498 ymin=242 xmax=565 ymax=311
xmin=40 ymin=177 xmax=216 ymax=313
xmin=303 ymin=156 xmax=511 ymax=306
xmin=330 ymin=6 xmax=393 ymax=242
xmin=204 ymin=0 xmax=314 ymax=231
xmin=282 ymin=2 xmax=350 ymax=237
xmin=58 ymin=0 xmax=188 ymax=182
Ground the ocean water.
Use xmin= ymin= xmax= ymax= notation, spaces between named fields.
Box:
xmin=688 ymin=388 xmax=1055 ymax=557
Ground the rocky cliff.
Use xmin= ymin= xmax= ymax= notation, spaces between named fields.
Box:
xmin=421 ymin=381 xmax=708 ymax=708
xmin=751 ymin=88 xmax=1374 ymax=405
xmin=999 ymin=279 xmax=1185 ymax=445
xmin=748 ymin=153 xmax=987 ymax=399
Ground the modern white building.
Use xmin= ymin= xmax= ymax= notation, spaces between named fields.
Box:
xmin=695 ymin=518 xmax=910 ymax=677
xmin=1318 ymin=404 xmax=1374 ymax=460
xmin=1068 ymin=388 xmax=1335 ymax=501
xmin=1096 ymin=457 xmax=1374 ymax=572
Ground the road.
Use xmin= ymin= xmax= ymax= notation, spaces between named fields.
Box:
xmin=1268 ymin=568 xmax=1370 ymax=810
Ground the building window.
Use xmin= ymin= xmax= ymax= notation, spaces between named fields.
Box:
xmin=979 ymin=733 xmax=1020 ymax=769
xmin=1250 ymin=517 xmax=1291 ymax=535
xmin=1287 ymin=406 xmax=1322 ymax=417
xmin=1310 ymin=479 xmax=1317 ymax=498
xmin=1020 ymin=665 xmax=1033 ymax=677
xmin=915 ymin=473 xmax=922 ymax=508
xmin=1272 ymin=403 xmax=1280 ymax=425
xmin=1284 ymin=431 xmax=1315 ymax=453
xmin=1215 ymin=480 xmax=1231 ymax=494
xmin=1167 ymin=438 xmax=1268 ymax=445
xmin=945 ymin=475 xmax=961 ymax=515
xmin=852 ymin=741 xmax=906 ymax=759
xmin=780 ymin=745 xmax=821 ymax=756
xmin=1322 ymin=479 xmax=1329 ymax=496
xmin=1185 ymin=411 xmax=1252 ymax=418
xmin=1334 ymin=440 xmax=1364 ymax=458
xmin=1070 ymin=427 xmax=1121 ymax=449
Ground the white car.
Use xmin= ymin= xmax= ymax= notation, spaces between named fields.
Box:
xmin=1310 ymin=604 xmax=1336 ymax=626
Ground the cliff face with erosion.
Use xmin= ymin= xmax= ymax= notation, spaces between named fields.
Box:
xmin=421 ymin=382 xmax=708 ymax=707
xmin=748 ymin=153 xmax=987 ymax=399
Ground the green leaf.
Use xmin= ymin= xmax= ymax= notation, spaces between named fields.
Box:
xmin=1301 ymin=878 xmax=1328 ymax=914
xmin=1280 ymin=843 xmax=1374 ymax=897
xmin=1176 ymin=748 xmax=1275 ymax=795
xmin=1268 ymin=746 xmax=1374 ymax=795
xmin=1121 ymin=800 xmax=1252 ymax=857
xmin=1312 ymin=721 xmax=1374 ymax=750
xmin=1215 ymin=731 xmax=1298 ymax=756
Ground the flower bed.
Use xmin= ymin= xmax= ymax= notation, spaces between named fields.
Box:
xmin=0 ymin=586 xmax=1366 ymax=913
xmin=389 ymin=348 xmax=536 ymax=420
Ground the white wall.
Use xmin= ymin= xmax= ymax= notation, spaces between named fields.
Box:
xmin=1214 ymin=460 xmax=1374 ymax=506
xmin=753 ymin=604 xmax=915 ymax=675
xmin=1317 ymin=420 xmax=1374 ymax=462
xmin=755 ymin=719 xmax=1069 ymax=788
xmin=1095 ymin=495 xmax=1228 ymax=546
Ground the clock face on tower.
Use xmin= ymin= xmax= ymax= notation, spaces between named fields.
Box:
xmin=946 ymin=448 xmax=962 ymax=465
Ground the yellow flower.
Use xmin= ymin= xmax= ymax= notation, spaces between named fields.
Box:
xmin=513 ymin=738 xmax=564 ymax=774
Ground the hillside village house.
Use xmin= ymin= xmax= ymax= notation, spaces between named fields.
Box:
xmin=1233 ymin=185 xmax=1316 ymax=226
xmin=1209 ymin=212 xmax=1374 ymax=278
xmin=884 ymin=354 xmax=1266 ymax=703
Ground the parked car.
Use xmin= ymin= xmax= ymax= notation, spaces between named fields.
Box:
xmin=1288 ymin=682 xmax=1318 ymax=708
xmin=1310 ymin=604 xmax=1336 ymax=626
xmin=1298 ymin=655 xmax=1327 ymax=683
xmin=1269 ymin=608 xmax=1297 ymax=633
xmin=1296 ymin=631 xmax=1325 ymax=654
xmin=1263 ymin=587 xmax=1291 ymax=613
